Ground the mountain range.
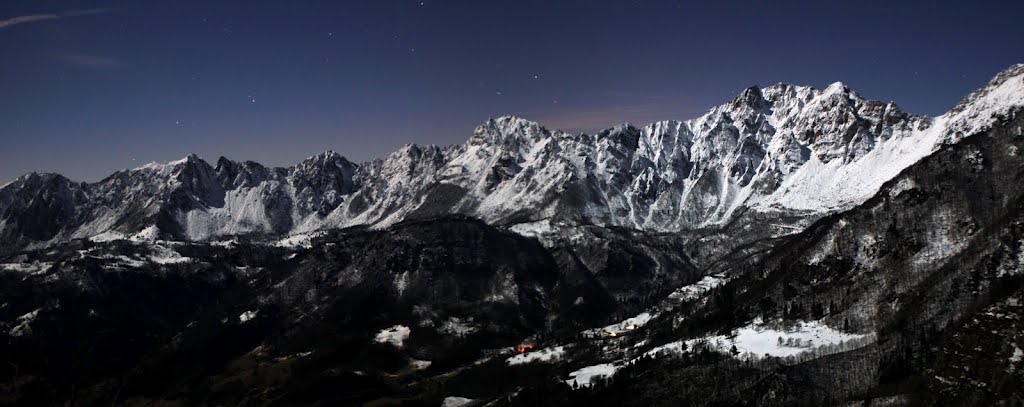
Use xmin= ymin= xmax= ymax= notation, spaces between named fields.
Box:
xmin=4 ymin=64 xmax=1022 ymax=252
xmin=1 ymin=64 xmax=1023 ymax=406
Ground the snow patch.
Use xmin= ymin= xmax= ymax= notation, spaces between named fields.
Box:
xmin=888 ymin=178 xmax=917 ymax=198
xmin=394 ymin=271 xmax=410 ymax=296
xmin=647 ymin=319 xmax=873 ymax=361
xmin=508 ymin=219 xmax=555 ymax=239
xmin=209 ymin=239 xmax=238 ymax=248
xmin=585 ymin=312 xmax=654 ymax=337
xmin=409 ymin=359 xmax=432 ymax=371
xmin=566 ymin=363 xmax=619 ymax=388
xmin=506 ymin=345 xmax=566 ymax=365
xmin=239 ymin=310 xmax=258 ymax=323
xmin=374 ymin=325 xmax=411 ymax=348
xmin=667 ymin=274 xmax=728 ymax=302
xmin=89 ymin=231 xmax=126 ymax=243
xmin=131 ymin=225 xmax=160 ymax=242
xmin=100 ymin=255 xmax=145 ymax=268
xmin=148 ymin=245 xmax=192 ymax=264
xmin=441 ymin=396 xmax=476 ymax=407
xmin=0 ymin=261 xmax=53 ymax=275
xmin=8 ymin=308 xmax=41 ymax=337
xmin=274 ymin=233 xmax=314 ymax=249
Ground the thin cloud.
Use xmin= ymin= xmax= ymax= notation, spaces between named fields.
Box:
xmin=0 ymin=14 xmax=60 ymax=29
xmin=0 ymin=8 xmax=111 ymax=30
xmin=57 ymin=52 xmax=122 ymax=69
xmin=524 ymin=102 xmax=699 ymax=133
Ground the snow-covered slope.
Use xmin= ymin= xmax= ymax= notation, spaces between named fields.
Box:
xmin=1 ymin=64 xmax=1022 ymax=248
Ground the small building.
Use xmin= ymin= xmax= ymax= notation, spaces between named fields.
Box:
xmin=514 ymin=342 xmax=535 ymax=353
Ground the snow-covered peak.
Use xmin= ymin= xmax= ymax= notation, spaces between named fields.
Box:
xmin=942 ymin=63 xmax=1024 ymax=143
xmin=951 ymin=64 xmax=1024 ymax=114
xmin=294 ymin=150 xmax=354 ymax=170
xmin=1 ymin=172 xmax=80 ymax=194
xmin=133 ymin=162 xmax=166 ymax=172
xmin=472 ymin=116 xmax=554 ymax=146
xmin=167 ymin=153 xmax=205 ymax=169
xmin=132 ymin=153 xmax=207 ymax=174
xmin=822 ymin=81 xmax=850 ymax=95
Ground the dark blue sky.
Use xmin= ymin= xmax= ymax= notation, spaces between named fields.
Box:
xmin=2 ymin=0 xmax=1022 ymax=182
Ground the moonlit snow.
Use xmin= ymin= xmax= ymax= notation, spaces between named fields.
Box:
xmin=238 ymin=310 xmax=258 ymax=323
xmin=441 ymin=396 xmax=476 ymax=407
xmin=374 ymin=325 xmax=411 ymax=348
xmin=667 ymin=274 xmax=728 ymax=302
xmin=646 ymin=319 xmax=873 ymax=360
xmin=8 ymin=308 xmax=41 ymax=337
xmin=506 ymin=346 xmax=566 ymax=365
xmin=565 ymin=363 xmax=620 ymax=387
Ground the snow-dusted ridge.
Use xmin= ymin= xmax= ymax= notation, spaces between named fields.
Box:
xmin=1 ymin=65 xmax=1022 ymax=247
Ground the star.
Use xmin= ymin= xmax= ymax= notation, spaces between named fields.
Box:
xmin=533 ymin=75 xmax=539 ymax=79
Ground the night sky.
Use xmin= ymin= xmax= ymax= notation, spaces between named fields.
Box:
xmin=2 ymin=0 xmax=1023 ymax=183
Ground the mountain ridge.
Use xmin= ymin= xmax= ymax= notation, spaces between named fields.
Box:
xmin=1 ymin=64 xmax=1022 ymax=252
